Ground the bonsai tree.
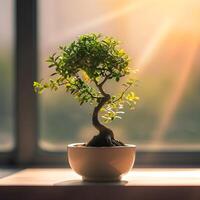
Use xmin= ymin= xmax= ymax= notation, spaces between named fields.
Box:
xmin=33 ymin=33 xmax=139 ymax=147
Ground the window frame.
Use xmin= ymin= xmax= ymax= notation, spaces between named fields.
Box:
xmin=1 ymin=0 xmax=199 ymax=167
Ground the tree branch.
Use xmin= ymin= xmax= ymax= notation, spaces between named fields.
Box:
xmin=112 ymin=84 xmax=132 ymax=103
xmin=59 ymin=79 xmax=100 ymax=99
xmin=94 ymin=75 xmax=110 ymax=97
xmin=98 ymin=75 xmax=110 ymax=87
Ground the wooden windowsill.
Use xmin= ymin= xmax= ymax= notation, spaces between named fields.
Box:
xmin=0 ymin=168 xmax=200 ymax=200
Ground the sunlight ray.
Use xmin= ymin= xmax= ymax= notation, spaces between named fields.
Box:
xmin=151 ymin=38 xmax=199 ymax=146
xmin=50 ymin=1 xmax=146 ymax=46
xmin=137 ymin=18 xmax=173 ymax=73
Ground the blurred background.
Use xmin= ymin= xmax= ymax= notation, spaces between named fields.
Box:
xmin=0 ymin=0 xmax=200 ymax=154
xmin=0 ymin=0 xmax=14 ymax=151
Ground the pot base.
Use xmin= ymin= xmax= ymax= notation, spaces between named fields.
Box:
xmin=82 ymin=176 xmax=121 ymax=182
xmin=68 ymin=143 xmax=136 ymax=183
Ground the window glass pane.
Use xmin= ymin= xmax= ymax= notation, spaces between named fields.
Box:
xmin=0 ymin=0 xmax=14 ymax=151
xmin=38 ymin=0 xmax=200 ymax=151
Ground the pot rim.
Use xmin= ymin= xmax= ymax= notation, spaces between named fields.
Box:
xmin=68 ymin=143 xmax=136 ymax=148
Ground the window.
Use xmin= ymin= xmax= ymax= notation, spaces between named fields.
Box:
xmin=0 ymin=0 xmax=199 ymax=166
xmin=0 ymin=0 xmax=14 ymax=151
xmin=38 ymin=0 xmax=200 ymax=152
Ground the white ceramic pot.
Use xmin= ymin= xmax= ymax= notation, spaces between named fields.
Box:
xmin=67 ymin=143 xmax=136 ymax=182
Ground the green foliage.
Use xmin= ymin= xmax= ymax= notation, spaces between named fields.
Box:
xmin=33 ymin=33 xmax=139 ymax=123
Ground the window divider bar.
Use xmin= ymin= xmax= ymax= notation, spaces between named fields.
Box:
xmin=15 ymin=0 xmax=38 ymax=165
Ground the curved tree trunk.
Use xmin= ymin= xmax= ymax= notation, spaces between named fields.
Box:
xmin=87 ymin=94 xmax=124 ymax=147
xmin=92 ymin=94 xmax=114 ymax=138
xmin=87 ymin=78 xmax=125 ymax=147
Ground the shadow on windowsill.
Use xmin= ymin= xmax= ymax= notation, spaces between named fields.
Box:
xmin=54 ymin=180 xmax=128 ymax=186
